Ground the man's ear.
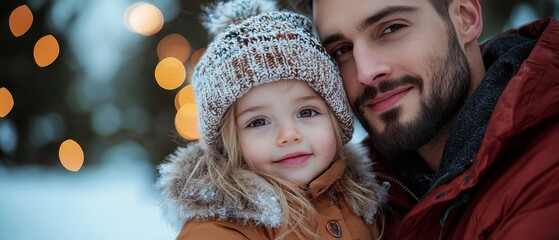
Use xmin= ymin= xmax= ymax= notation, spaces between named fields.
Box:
xmin=451 ymin=0 xmax=483 ymax=46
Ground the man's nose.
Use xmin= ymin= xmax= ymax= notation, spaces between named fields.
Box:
xmin=354 ymin=43 xmax=392 ymax=85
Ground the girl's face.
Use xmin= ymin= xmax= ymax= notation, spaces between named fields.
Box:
xmin=235 ymin=80 xmax=338 ymax=185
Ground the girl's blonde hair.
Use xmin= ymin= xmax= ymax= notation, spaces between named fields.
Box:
xmin=190 ymin=91 xmax=381 ymax=239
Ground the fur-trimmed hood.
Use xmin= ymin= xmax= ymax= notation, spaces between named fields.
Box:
xmin=156 ymin=141 xmax=386 ymax=230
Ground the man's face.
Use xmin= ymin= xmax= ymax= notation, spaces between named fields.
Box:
xmin=313 ymin=0 xmax=471 ymax=155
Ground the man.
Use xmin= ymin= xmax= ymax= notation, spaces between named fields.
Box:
xmin=290 ymin=0 xmax=559 ymax=239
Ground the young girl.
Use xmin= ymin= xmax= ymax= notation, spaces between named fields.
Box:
xmin=157 ymin=0 xmax=386 ymax=239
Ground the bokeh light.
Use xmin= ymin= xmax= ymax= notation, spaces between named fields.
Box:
xmin=174 ymin=84 xmax=196 ymax=110
xmin=157 ymin=33 xmax=192 ymax=63
xmin=124 ymin=2 xmax=164 ymax=36
xmin=9 ymin=5 xmax=33 ymax=37
xmin=0 ymin=88 xmax=15 ymax=117
xmin=91 ymin=104 xmax=122 ymax=136
xmin=190 ymin=48 xmax=206 ymax=69
xmin=175 ymin=103 xmax=200 ymax=140
xmin=28 ymin=113 xmax=65 ymax=147
xmin=0 ymin=120 xmax=17 ymax=154
xmin=34 ymin=35 xmax=60 ymax=67
xmin=59 ymin=139 xmax=84 ymax=172
xmin=155 ymin=57 xmax=186 ymax=90
xmin=174 ymin=89 xmax=182 ymax=111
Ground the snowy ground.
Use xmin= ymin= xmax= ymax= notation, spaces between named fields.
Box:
xmin=0 ymin=160 xmax=175 ymax=240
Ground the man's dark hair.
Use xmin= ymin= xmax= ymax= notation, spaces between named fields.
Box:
xmin=289 ymin=0 xmax=454 ymax=21
xmin=289 ymin=0 xmax=312 ymax=15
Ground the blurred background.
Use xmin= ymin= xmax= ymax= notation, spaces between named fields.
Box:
xmin=0 ymin=0 xmax=557 ymax=239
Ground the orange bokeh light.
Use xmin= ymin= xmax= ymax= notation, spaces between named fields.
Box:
xmin=34 ymin=35 xmax=60 ymax=67
xmin=124 ymin=2 xmax=164 ymax=36
xmin=174 ymin=91 xmax=181 ymax=111
xmin=175 ymin=103 xmax=200 ymax=140
xmin=157 ymin=33 xmax=192 ymax=63
xmin=174 ymin=84 xmax=196 ymax=110
xmin=59 ymin=139 xmax=84 ymax=172
xmin=155 ymin=57 xmax=186 ymax=90
xmin=9 ymin=5 xmax=33 ymax=37
xmin=190 ymin=48 xmax=206 ymax=69
xmin=0 ymin=88 xmax=15 ymax=117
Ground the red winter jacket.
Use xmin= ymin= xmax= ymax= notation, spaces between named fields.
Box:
xmin=374 ymin=17 xmax=559 ymax=240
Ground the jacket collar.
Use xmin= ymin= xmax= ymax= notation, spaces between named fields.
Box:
xmin=157 ymin=141 xmax=386 ymax=230
xmin=472 ymin=17 xmax=559 ymax=184
xmin=308 ymin=156 xmax=345 ymax=199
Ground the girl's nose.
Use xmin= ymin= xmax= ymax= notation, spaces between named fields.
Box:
xmin=277 ymin=125 xmax=302 ymax=145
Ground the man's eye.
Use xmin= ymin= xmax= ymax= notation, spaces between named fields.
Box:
xmin=298 ymin=108 xmax=318 ymax=118
xmin=382 ymin=23 xmax=406 ymax=35
xmin=332 ymin=45 xmax=352 ymax=58
xmin=247 ymin=118 xmax=270 ymax=128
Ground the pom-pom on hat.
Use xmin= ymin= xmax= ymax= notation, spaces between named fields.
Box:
xmin=193 ymin=0 xmax=353 ymax=151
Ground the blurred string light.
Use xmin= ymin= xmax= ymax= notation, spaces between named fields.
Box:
xmin=33 ymin=35 xmax=60 ymax=67
xmin=157 ymin=33 xmax=192 ymax=63
xmin=0 ymin=120 xmax=17 ymax=154
xmin=190 ymin=48 xmax=206 ymax=69
xmin=168 ymin=47 xmax=206 ymax=141
xmin=91 ymin=104 xmax=122 ymax=136
xmin=174 ymin=84 xmax=195 ymax=111
xmin=29 ymin=113 xmax=66 ymax=147
xmin=0 ymin=88 xmax=15 ymax=117
xmin=9 ymin=5 xmax=33 ymax=37
xmin=154 ymin=57 xmax=185 ymax=90
xmin=174 ymin=85 xmax=200 ymax=140
xmin=59 ymin=139 xmax=84 ymax=172
xmin=124 ymin=2 xmax=164 ymax=36
xmin=129 ymin=1 xmax=202 ymax=140
xmin=175 ymin=103 xmax=200 ymax=140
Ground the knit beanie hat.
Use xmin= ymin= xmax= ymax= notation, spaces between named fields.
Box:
xmin=193 ymin=0 xmax=353 ymax=151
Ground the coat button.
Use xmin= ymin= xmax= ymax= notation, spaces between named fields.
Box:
xmin=326 ymin=220 xmax=342 ymax=238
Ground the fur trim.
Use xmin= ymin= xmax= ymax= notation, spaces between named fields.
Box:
xmin=156 ymin=141 xmax=282 ymax=230
xmin=342 ymin=142 xmax=388 ymax=224
xmin=156 ymin=141 xmax=386 ymax=229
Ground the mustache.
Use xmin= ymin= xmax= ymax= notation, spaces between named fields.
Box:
xmin=353 ymin=74 xmax=424 ymax=110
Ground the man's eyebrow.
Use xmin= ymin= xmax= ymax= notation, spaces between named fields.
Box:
xmin=322 ymin=33 xmax=345 ymax=48
xmin=358 ymin=5 xmax=418 ymax=31
xmin=321 ymin=5 xmax=418 ymax=47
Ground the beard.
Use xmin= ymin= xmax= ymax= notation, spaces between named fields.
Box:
xmin=353 ymin=29 xmax=472 ymax=157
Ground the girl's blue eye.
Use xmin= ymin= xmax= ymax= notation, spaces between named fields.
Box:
xmin=248 ymin=118 xmax=270 ymax=128
xmin=298 ymin=108 xmax=318 ymax=118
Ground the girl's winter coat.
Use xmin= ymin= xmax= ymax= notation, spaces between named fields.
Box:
xmin=157 ymin=141 xmax=386 ymax=239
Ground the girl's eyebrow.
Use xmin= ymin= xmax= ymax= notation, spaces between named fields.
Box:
xmin=236 ymin=105 xmax=265 ymax=119
xmin=296 ymin=95 xmax=322 ymax=102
